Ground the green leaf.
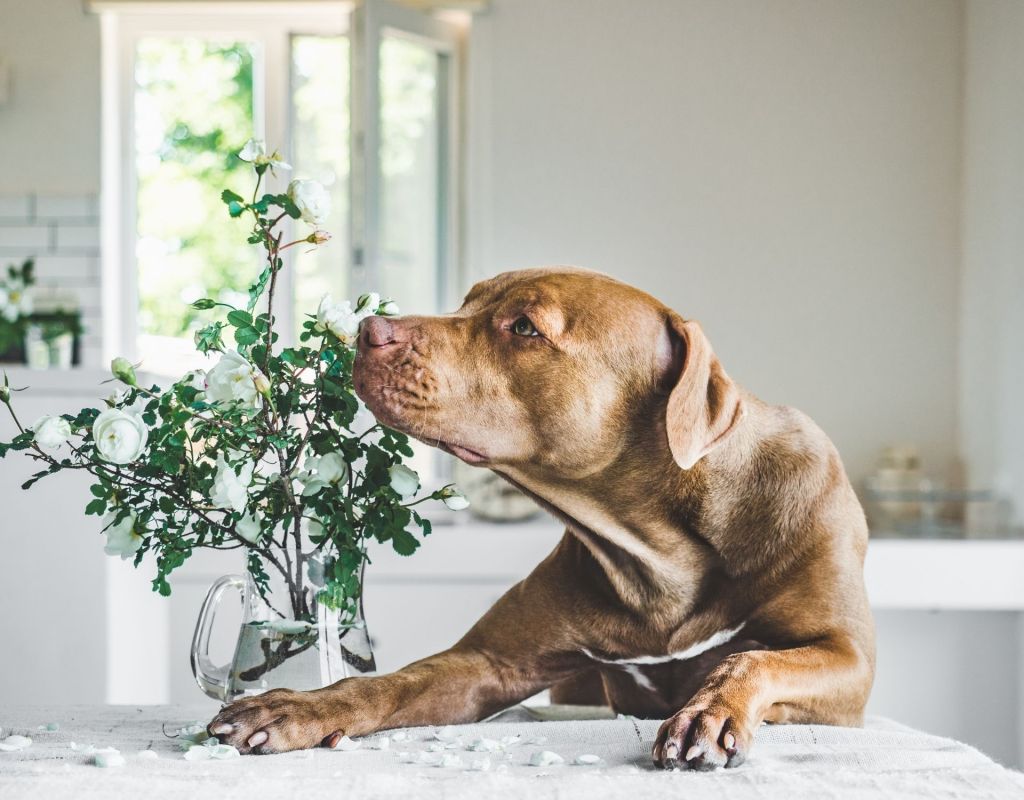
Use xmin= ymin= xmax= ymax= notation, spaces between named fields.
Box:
xmin=391 ymin=529 xmax=420 ymax=556
xmin=221 ymin=189 xmax=244 ymax=205
xmin=227 ymin=309 xmax=254 ymax=328
xmin=234 ymin=325 xmax=261 ymax=346
xmin=247 ymin=266 xmax=272 ymax=311
xmin=227 ymin=200 xmax=245 ymax=218
xmin=85 ymin=498 xmax=106 ymax=516
xmin=195 ymin=322 xmax=225 ymax=354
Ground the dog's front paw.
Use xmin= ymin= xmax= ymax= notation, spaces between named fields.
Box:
xmin=207 ymin=688 xmax=345 ymax=755
xmin=652 ymin=701 xmax=751 ymax=771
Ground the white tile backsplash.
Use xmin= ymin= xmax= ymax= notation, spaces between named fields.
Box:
xmin=0 ymin=195 xmax=32 ymax=220
xmin=32 ymin=254 xmax=99 ymax=283
xmin=34 ymin=194 xmax=98 ymax=222
xmin=54 ymin=224 xmax=100 ymax=252
xmin=0 ymin=193 xmax=102 ymax=367
xmin=0 ymin=224 xmax=51 ymax=250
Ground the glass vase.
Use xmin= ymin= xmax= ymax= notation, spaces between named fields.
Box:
xmin=191 ymin=557 xmax=375 ymax=702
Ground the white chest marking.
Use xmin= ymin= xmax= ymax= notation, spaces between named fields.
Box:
xmin=581 ymin=622 xmax=746 ymax=690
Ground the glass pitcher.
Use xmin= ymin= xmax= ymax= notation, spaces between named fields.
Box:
xmin=191 ymin=562 xmax=376 ymax=702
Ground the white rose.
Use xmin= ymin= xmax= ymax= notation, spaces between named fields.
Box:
xmin=379 ymin=300 xmax=400 ymax=316
xmin=388 ymin=464 xmax=420 ymax=499
xmin=315 ymin=295 xmax=361 ymax=345
xmin=288 ymin=179 xmax=331 ymax=225
xmin=32 ymin=415 xmax=72 ymax=449
xmin=315 ymin=294 xmax=380 ymax=345
xmin=442 ymin=488 xmax=471 ymax=511
xmin=238 ymin=138 xmax=290 ymax=171
xmin=235 ymin=513 xmax=262 ymax=544
xmin=355 ymin=292 xmax=381 ymax=316
xmin=103 ymin=513 xmax=143 ymax=560
xmin=205 ymin=350 xmax=262 ymax=409
xmin=316 ymin=453 xmax=348 ymax=484
xmin=93 ymin=408 xmax=149 ymax=464
xmin=299 ymin=452 xmax=349 ymax=497
xmin=210 ymin=453 xmax=255 ymax=514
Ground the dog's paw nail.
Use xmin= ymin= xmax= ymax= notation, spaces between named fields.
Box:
xmin=723 ymin=732 xmax=736 ymax=751
xmin=685 ymin=745 xmax=703 ymax=762
xmin=248 ymin=731 xmax=269 ymax=748
xmin=324 ymin=732 xmax=342 ymax=749
xmin=211 ymin=724 xmax=233 ymax=735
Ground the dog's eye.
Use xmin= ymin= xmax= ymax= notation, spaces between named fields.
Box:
xmin=511 ymin=316 xmax=539 ymax=337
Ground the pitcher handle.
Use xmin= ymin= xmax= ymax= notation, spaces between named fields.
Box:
xmin=191 ymin=574 xmax=245 ymax=702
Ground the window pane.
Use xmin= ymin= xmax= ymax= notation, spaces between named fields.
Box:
xmin=379 ymin=36 xmax=442 ymax=315
xmin=134 ymin=39 xmax=258 ymax=373
xmin=290 ymin=35 xmax=350 ymax=337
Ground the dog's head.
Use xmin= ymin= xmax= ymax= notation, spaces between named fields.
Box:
xmin=352 ymin=268 xmax=744 ymax=479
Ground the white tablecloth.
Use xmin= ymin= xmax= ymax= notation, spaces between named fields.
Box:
xmin=2 ymin=705 xmax=1022 ymax=799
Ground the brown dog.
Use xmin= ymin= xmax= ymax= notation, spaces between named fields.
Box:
xmin=209 ymin=267 xmax=875 ymax=769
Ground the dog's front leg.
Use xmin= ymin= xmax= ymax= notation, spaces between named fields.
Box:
xmin=208 ymin=567 xmax=585 ymax=754
xmin=206 ymin=646 xmax=552 ymax=754
xmin=652 ymin=633 xmax=873 ymax=771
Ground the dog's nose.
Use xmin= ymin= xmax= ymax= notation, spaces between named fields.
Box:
xmin=360 ymin=315 xmax=396 ymax=348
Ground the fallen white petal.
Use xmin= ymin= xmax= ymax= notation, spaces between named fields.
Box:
xmin=468 ymin=756 xmax=492 ymax=772
xmin=439 ymin=753 xmax=464 ymax=768
xmin=175 ymin=722 xmax=210 ymax=745
xmin=136 ymin=750 xmax=159 ymax=760
xmin=525 ymin=735 xmax=547 ymax=745
xmin=93 ymin=748 xmax=125 ymax=768
xmin=0 ymin=735 xmax=32 ymax=751
xmin=391 ymin=730 xmax=409 ymax=742
xmin=366 ymin=736 xmax=391 ymax=751
xmin=397 ymin=751 xmax=415 ymax=763
xmin=416 ymin=751 xmax=440 ymax=765
xmin=502 ymin=734 xmax=523 ymax=746
xmin=333 ymin=735 xmax=361 ymax=752
xmin=433 ymin=726 xmax=458 ymax=741
xmin=37 ymin=723 xmax=60 ymax=732
xmin=427 ymin=743 xmax=446 ymax=752
xmin=468 ymin=738 xmax=502 ymax=752
xmin=184 ymin=745 xmax=213 ymax=761
xmin=209 ymin=744 xmax=240 ymax=760
xmin=528 ymin=750 xmax=565 ymax=767
xmin=574 ymin=754 xmax=602 ymax=765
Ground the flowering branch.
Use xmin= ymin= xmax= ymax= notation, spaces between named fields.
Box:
xmin=0 ymin=139 xmax=471 ymax=638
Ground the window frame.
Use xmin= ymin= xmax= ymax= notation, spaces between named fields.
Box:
xmin=100 ymin=2 xmax=463 ymax=371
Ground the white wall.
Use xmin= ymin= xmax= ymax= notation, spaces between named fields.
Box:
xmin=0 ymin=0 xmax=101 ymax=195
xmin=467 ymin=0 xmax=964 ymax=487
xmin=959 ymin=0 xmax=1024 ymax=526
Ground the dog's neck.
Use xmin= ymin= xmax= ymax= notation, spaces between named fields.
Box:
xmin=495 ymin=397 xmax=772 ymax=621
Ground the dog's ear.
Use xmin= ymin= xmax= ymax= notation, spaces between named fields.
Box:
xmin=662 ymin=315 xmax=745 ymax=469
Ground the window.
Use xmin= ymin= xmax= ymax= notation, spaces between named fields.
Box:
xmin=101 ymin=2 xmax=462 ymax=375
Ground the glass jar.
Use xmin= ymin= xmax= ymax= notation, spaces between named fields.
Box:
xmin=191 ymin=560 xmax=375 ymax=702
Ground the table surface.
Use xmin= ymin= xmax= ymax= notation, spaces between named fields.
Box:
xmin=2 ymin=705 xmax=1023 ymax=800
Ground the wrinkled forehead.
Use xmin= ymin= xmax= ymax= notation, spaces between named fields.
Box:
xmin=459 ymin=268 xmax=669 ymax=339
